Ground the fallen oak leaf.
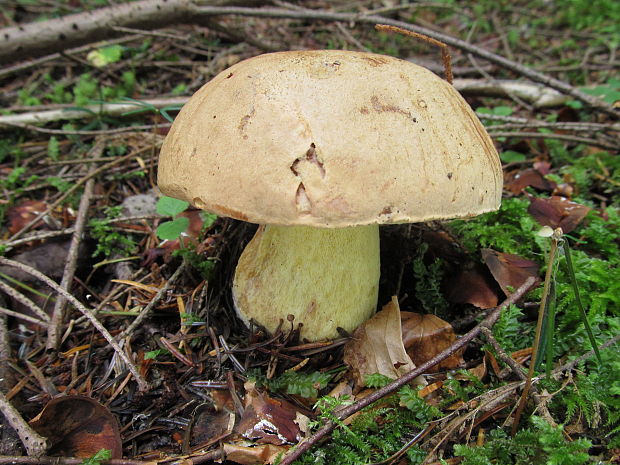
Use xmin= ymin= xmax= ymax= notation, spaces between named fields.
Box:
xmin=7 ymin=200 xmax=50 ymax=235
xmin=344 ymin=297 xmax=424 ymax=388
xmin=445 ymin=263 xmax=500 ymax=309
xmin=401 ymin=312 xmax=464 ymax=373
xmin=505 ymin=168 xmax=556 ymax=195
xmin=184 ymin=403 xmax=235 ymax=453
xmin=527 ymin=195 xmax=591 ymax=233
xmin=236 ymin=382 xmax=305 ymax=445
xmin=482 ymin=248 xmax=540 ymax=296
xmin=223 ymin=443 xmax=288 ymax=465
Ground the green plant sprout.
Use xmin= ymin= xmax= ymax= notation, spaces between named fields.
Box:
xmin=79 ymin=449 xmax=112 ymax=465
xmin=155 ymin=196 xmax=190 ymax=240
xmin=86 ymin=45 xmax=124 ymax=68
xmin=513 ymin=226 xmax=603 ymax=434
xmin=89 ymin=206 xmax=137 ymax=258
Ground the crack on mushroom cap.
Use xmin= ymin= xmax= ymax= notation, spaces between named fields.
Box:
xmin=291 ymin=143 xmax=326 ymax=215
xmin=289 ymin=143 xmax=325 ymax=177
xmin=295 ymin=183 xmax=312 ymax=214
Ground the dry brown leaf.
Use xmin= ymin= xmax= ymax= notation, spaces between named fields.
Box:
xmin=527 ymin=195 xmax=591 ymax=233
xmin=445 ymin=264 xmax=499 ymax=309
xmin=236 ymin=383 xmax=303 ymax=445
xmin=7 ymin=200 xmax=50 ymax=235
xmin=466 ymin=356 xmax=487 ymax=380
xmin=224 ymin=443 xmax=288 ymax=465
xmin=505 ymin=168 xmax=555 ymax=195
xmin=185 ymin=403 xmax=234 ymax=451
xmin=401 ymin=312 xmax=464 ymax=373
xmin=482 ymin=248 xmax=540 ymax=295
xmin=343 ymin=296 xmax=418 ymax=387
xmin=29 ymin=395 xmax=122 ymax=458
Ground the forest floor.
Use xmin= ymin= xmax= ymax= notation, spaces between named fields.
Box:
xmin=0 ymin=1 xmax=619 ymax=464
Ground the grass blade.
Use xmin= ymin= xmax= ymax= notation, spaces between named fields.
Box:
xmin=562 ymin=240 xmax=602 ymax=365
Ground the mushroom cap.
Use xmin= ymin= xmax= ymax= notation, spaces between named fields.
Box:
xmin=158 ymin=50 xmax=502 ymax=227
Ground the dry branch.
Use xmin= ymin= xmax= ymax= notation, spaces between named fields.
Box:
xmin=0 ymin=98 xmax=187 ymax=128
xmin=0 ymin=4 xmax=616 ymax=115
xmin=0 ymin=0 xmax=193 ymax=64
xmin=46 ymin=155 xmax=97 ymax=350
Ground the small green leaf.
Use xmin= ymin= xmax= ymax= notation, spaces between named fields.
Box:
xmin=201 ymin=212 xmax=218 ymax=228
xmin=144 ymin=349 xmax=167 ymax=360
xmin=156 ymin=196 xmax=189 ymax=217
xmin=87 ymin=45 xmax=123 ymax=67
xmin=80 ymin=449 xmax=112 ymax=465
xmin=500 ymin=150 xmax=527 ymax=163
xmin=493 ymin=105 xmax=514 ymax=116
xmin=156 ymin=217 xmax=190 ymax=240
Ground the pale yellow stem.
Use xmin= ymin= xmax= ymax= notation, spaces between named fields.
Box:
xmin=233 ymin=224 xmax=380 ymax=341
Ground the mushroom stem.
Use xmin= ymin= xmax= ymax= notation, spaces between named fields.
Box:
xmin=233 ymin=224 xmax=380 ymax=341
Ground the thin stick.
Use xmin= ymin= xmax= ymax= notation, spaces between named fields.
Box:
xmin=375 ymin=24 xmax=453 ymax=84
xmin=189 ymin=6 xmax=617 ymax=116
xmin=485 ymin=131 xmax=619 ymax=151
xmin=0 ymin=257 xmax=149 ymax=392
xmin=0 ymin=306 xmax=48 ymax=327
xmin=278 ymin=277 xmax=537 ymax=465
xmin=0 ymin=280 xmax=50 ymax=323
xmin=1 ymin=5 xmax=615 ymax=114
xmin=47 ymin=147 xmax=99 ymax=349
xmin=0 ymin=390 xmax=48 ymax=456
xmin=480 ymin=326 xmax=556 ymax=425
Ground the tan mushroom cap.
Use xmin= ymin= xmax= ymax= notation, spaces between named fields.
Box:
xmin=158 ymin=50 xmax=502 ymax=227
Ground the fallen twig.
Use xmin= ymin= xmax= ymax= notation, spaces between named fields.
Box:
xmin=0 ymin=98 xmax=186 ymax=128
xmin=480 ymin=326 xmax=556 ymax=426
xmin=424 ymin=332 xmax=620 ymax=460
xmin=47 ymin=148 xmax=98 ymax=349
xmin=485 ymin=131 xmax=619 ymax=151
xmin=0 ymin=280 xmax=50 ymax=324
xmin=0 ymin=391 xmax=48 ymax=456
xmin=0 ymin=450 xmax=223 ymax=465
xmin=278 ymin=277 xmax=538 ymax=465
xmin=190 ymin=5 xmax=618 ymax=115
xmin=1 ymin=79 xmax=609 ymax=132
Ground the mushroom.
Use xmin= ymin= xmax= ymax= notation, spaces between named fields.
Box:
xmin=158 ymin=50 xmax=502 ymax=341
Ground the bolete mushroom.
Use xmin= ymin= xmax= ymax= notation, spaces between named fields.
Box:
xmin=158 ymin=50 xmax=502 ymax=341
